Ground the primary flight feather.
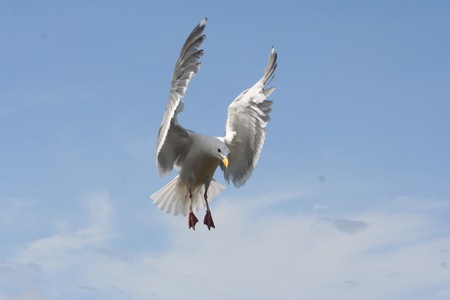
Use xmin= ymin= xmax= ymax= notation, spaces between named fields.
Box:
xmin=151 ymin=18 xmax=277 ymax=230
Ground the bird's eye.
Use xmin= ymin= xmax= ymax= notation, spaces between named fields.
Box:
xmin=218 ymin=148 xmax=221 ymax=153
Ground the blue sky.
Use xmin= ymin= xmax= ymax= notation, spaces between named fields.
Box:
xmin=1 ymin=1 xmax=450 ymax=299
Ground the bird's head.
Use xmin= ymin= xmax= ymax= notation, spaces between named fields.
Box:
xmin=217 ymin=145 xmax=229 ymax=168
xmin=210 ymin=138 xmax=230 ymax=168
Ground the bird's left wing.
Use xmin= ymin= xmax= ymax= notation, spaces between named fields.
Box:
xmin=156 ymin=18 xmax=207 ymax=176
xmin=222 ymin=48 xmax=277 ymax=187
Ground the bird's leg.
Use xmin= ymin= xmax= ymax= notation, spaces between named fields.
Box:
xmin=203 ymin=189 xmax=215 ymax=230
xmin=188 ymin=190 xmax=198 ymax=230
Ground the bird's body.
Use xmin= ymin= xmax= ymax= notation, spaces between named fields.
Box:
xmin=179 ymin=133 xmax=229 ymax=193
xmin=151 ymin=18 xmax=277 ymax=229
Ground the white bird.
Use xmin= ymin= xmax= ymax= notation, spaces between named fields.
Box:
xmin=151 ymin=18 xmax=277 ymax=230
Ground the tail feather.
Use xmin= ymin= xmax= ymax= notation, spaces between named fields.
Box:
xmin=151 ymin=175 xmax=226 ymax=216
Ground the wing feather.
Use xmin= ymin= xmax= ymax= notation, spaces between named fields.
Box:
xmin=222 ymin=48 xmax=277 ymax=187
xmin=156 ymin=18 xmax=207 ymax=176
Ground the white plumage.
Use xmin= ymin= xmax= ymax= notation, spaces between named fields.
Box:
xmin=151 ymin=18 xmax=277 ymax=229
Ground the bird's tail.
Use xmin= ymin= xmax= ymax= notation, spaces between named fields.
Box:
xmin=150 ymin=175 xmax=226 ymax=216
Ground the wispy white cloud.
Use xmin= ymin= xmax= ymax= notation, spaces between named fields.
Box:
xmin=313 ymin=203 xmax=329 ymax=211
xmin=2 ymin=190 xmax=450 ymax=300
xmin=148 ymin=199 xmax=450 ymax=300
xmin=1 ymin=191 xmax=115 ymax=299
xmin=0 ymin=263 xmax=42 ymax=287
xmin=0 ymin=262 xmax=45 ymax=300
xmin=15 ymin=191 xmax=114 ymax=265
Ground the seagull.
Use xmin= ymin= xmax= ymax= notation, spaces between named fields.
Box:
xmin=150 ymin=18 xmax=277 ymax=230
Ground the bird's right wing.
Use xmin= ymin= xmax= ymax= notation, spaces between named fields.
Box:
xmin=222 ymin=48 xmax=277 ymax=187
xmin=156 ymin=18 xmax=207 ymax=176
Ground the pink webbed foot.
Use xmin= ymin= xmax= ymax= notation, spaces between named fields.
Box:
xmin=189 ymin=211 xmax=199 ymax=230
xmin=204 ymin=210 xmax=215 ymax=230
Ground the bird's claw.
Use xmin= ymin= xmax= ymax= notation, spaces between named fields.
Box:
xmin=204 ymin=210 xmax=215 ymax=230
xmin=189 ymin=211 xmax=199 ymax=230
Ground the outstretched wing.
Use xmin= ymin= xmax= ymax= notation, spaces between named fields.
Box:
xmin=222 ymin=48 xmax=277 ymax=187
xmin=156 ymin=18 xmax=207 ymax=176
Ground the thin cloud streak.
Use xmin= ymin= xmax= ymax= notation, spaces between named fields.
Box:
xmin=0 ymin=86 xmax=97 ymax=116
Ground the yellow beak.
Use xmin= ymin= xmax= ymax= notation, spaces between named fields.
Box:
xmin=221 ymin=155 xmax=229 ymax=168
